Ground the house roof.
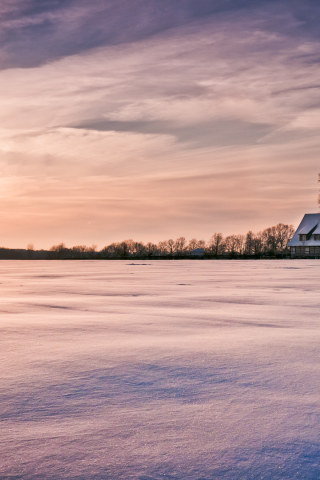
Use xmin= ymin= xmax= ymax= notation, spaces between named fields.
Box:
xmin=297 ymin=219 xmax=318 ymax=234
xmin=288 ymin=213 xmax=320 ymax=247
xmin=190 ymin=248 xmax=205 ymax=255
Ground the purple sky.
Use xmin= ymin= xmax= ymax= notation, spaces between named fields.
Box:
xmin=1 ymin=0 xmax=320 ymax=248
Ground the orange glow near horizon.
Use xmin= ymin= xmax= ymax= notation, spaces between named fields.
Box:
xmin=1 ymin=10 xmax=320 ymax=249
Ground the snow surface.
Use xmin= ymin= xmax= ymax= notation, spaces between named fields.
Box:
xmin=1 ymin=260 xmax=320 ymax=479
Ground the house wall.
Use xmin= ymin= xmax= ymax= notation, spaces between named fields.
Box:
xmin=291 ymin=246 xmax=320 ymax=257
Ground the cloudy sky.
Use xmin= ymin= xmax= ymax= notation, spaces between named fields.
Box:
xmin=1 ymin=0 xmax=320 ymax=248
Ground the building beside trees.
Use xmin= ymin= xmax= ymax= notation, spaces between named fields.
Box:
xmin=288 ymin=214 xmax=320 ymax=257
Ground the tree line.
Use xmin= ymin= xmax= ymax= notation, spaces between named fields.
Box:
xmin=48 ymin=223 xmax=294 ymax=259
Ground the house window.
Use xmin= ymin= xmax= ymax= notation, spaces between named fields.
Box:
xmin=305 ymin=247 xmax=310 ymax=254
xmin=314 ymin=234 xmax=320 ymax=241
xmin=291 ymin=247 xmax=295 ymax=254
xmin=299 ymin=234 xmax=307 ymax=241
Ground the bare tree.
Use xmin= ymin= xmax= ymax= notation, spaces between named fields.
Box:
xmin=49 ymin=243 xmax=67 ymax=259
xmin=275 ymin=223 xmax=294 ymax=252
xmin=100 ymin=243 xmax=118 ymax=258
xmin=157 ymin=241 xmax=169 ymax=255
xmin=245 ymin=231 xmax=255 ymax=255
xmin=70 ymin=244 xmax=97 ymax=258
xmin=197 ymin=240 xmax=206 ymax=249
xmin=115 ymin=242 xmax=123 ymax=256
xmin=235 ymin=235 xmax=245 ymax=255
xmin=262 ymin=227 xmax=277 ymax=255
xmin=188 ymin=238 xmax=199 ymax=251
xmin=258 ymin=223 xmax=294 ymax=255
xmin=253 ymin=232 xmax=263 ymax=256
xmin=208 ymin=233 xmax=224 ymax=256
xmin=225 ymin=235 xmax=239 ymax=256
xmin=188 ymin=239 xmax=206 ymax=252
xmin=50 ymin=243 xmax=66 ymax=253
xmin=134 ymin=242 xmax=146 ymax=256
xmin=145 ymin=242 xmax=157 ymax=256
xmin=174 ymin=237 xmax=186 ymax=256
xmin=116 ymin=240 xmax=136 ymax=257
xmin=166 ymin=239 xmax=175 ymax=255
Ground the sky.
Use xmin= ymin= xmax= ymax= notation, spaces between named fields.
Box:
xmin=1 ymin=0 xmax=320 ymax=249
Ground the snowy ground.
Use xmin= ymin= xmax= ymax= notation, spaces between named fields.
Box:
xmin=1 ymin=260 xmax=320 ymax=479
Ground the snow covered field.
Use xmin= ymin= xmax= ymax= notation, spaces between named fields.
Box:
xmin=1 ymin=260 xmax=320 ymax=479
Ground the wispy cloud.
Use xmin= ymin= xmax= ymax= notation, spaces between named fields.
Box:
xmin=1 ymin=0 xmax=320 ymax=69
xmin=1 ymin=3 xmax=320 ymax=247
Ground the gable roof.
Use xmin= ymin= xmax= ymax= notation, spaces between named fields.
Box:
xmin=288 ymin=213 xmax=320 ymax=247
xmin=313 ymin=225 xmax=320 ymax=235
xmin=297 ymin=219 xmax=318 ymax=235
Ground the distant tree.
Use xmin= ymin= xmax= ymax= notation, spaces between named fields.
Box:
xmin=117 ymin=240 xmax=131 ymax=257
xmin=134 ymin=241 xmax=147 ymax=256
xmin=188 ymin=238 xmax=199 ymax=251
xmin=145 ymin=242 xmax=157 ymax=256
xmin=100 ymin=243 xmax=118 ymax=258
xmin=245 ymin=231 xmax=255 ymax=255
xmin=174 ymin=237 xmax=186 ymax=255
xmin=27 ymin=244 xmax=34 ymax=251
xmin=50 ymin=243 xmax=66 ymax=253
xmin=262 ymin=226 xmax=277 ymax=255
xmin=49 ymin=243 xmax=67 ymax=259
xmin=253 ymin=232 xmax=263 ymax=256
xmin=188 ymin=239 xmax=206 ymax=252
xmin=259 ymin=223 xmax=294 ymax=255
xmin=208 ymin=233 xmax=224 ymax=256
xmin=166 ymin=239 xmax=175 ymax=255
xmin=276 ymin=223 xmax=294 ymax=252
xmin=70 ymin=245 xmax=97 ymax=258
xmin=235 ymin=235 xmax=245 ymax=255
xmin=72 ymin=245 xmax=87 ymax=253
xmin=225 ymin=235 xmax=238 ymax=256
xmin=157 ymin=241 xmax=169 ymax=256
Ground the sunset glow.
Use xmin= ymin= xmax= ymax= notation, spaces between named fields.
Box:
xmin=1 ymin=1 xmax=320 ymax=248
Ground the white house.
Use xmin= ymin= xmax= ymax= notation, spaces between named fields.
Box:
xmin=288 ymin=213 xmax=320 ymax=257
